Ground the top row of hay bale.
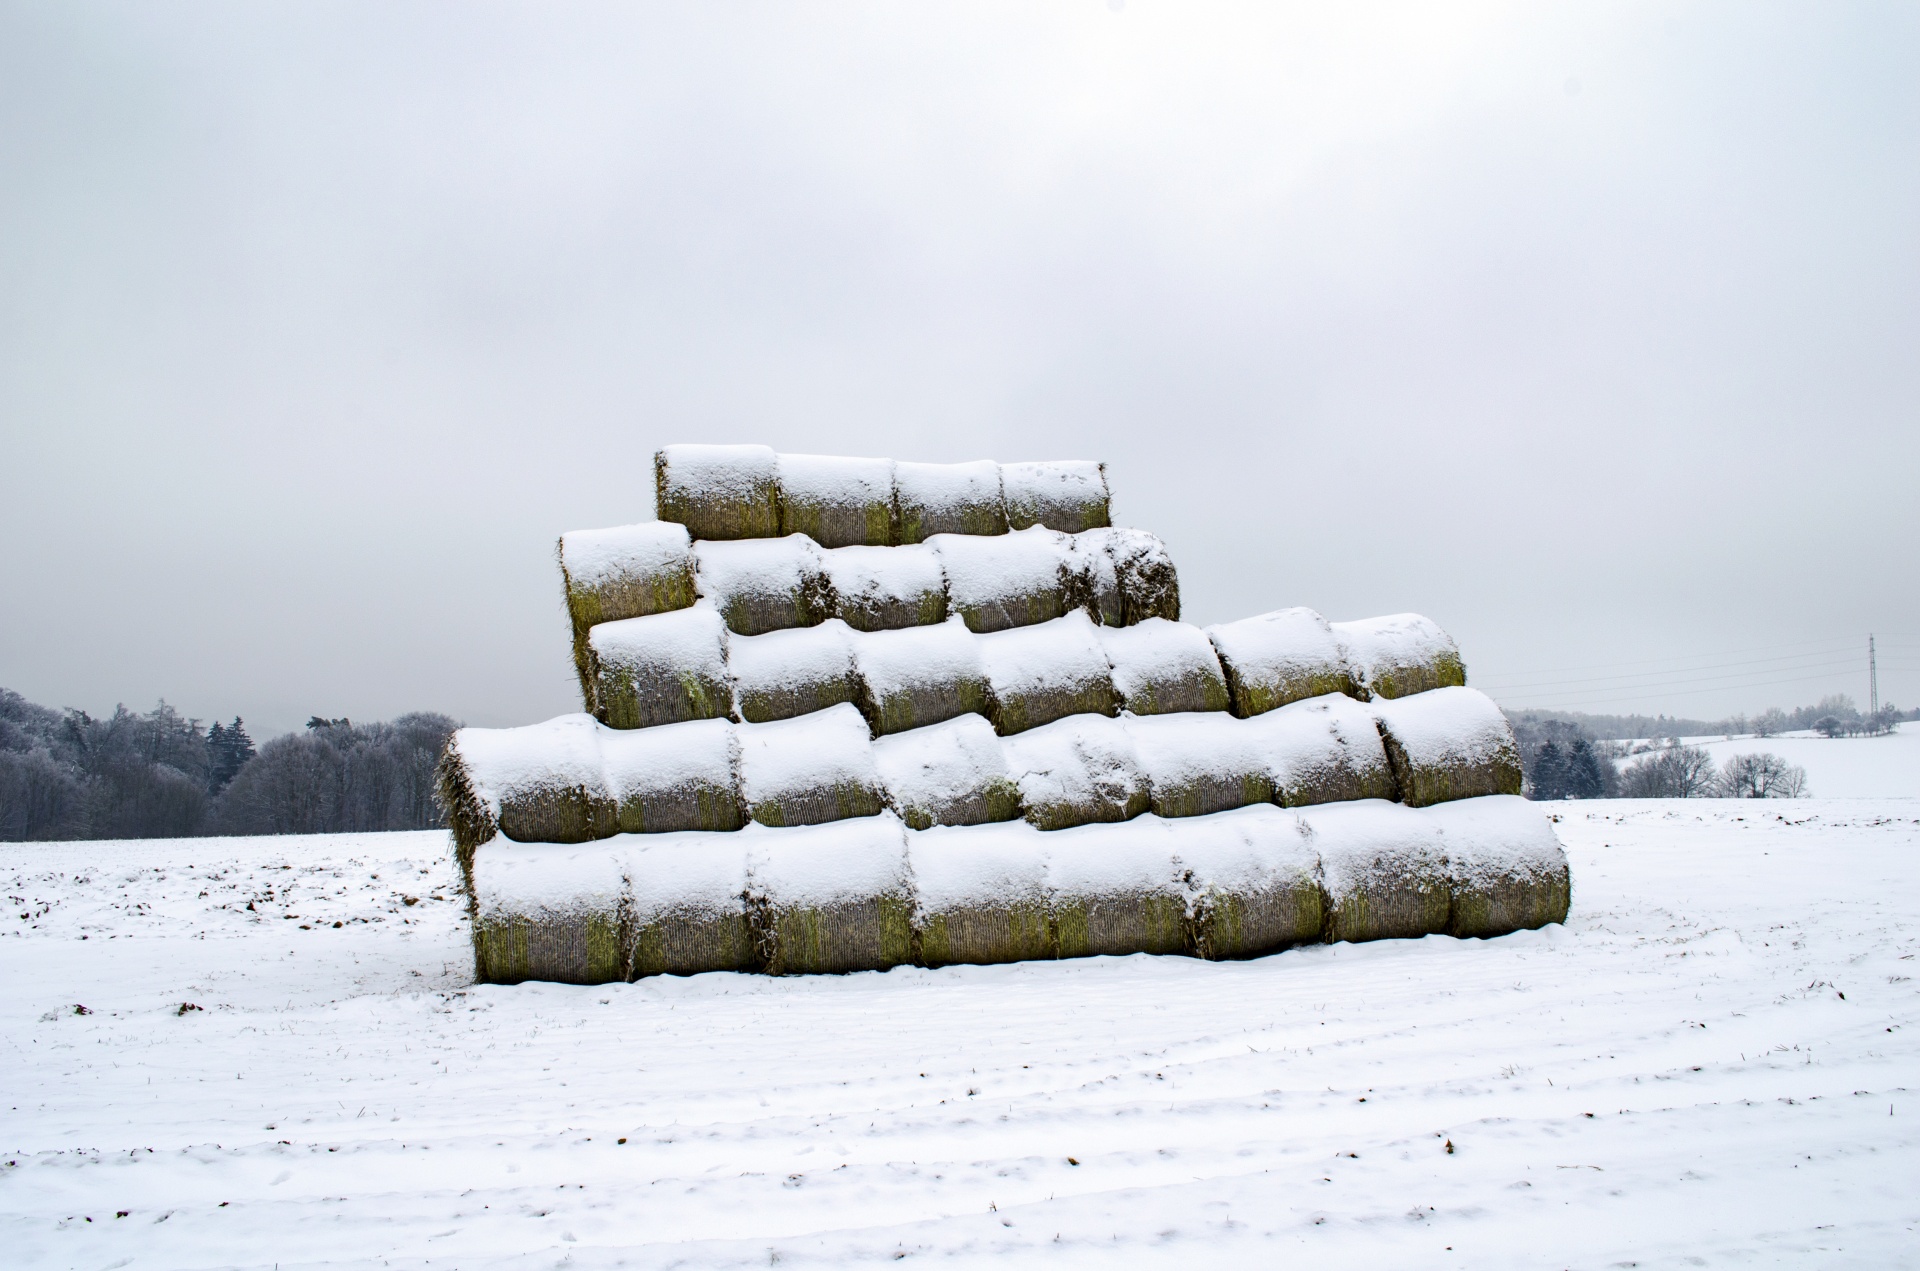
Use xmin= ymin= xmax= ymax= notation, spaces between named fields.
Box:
xmin=654 ymin=445 xmax=1113 ymax=545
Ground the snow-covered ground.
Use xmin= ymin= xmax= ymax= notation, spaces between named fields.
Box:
xmin=1669 ymin=727 xmax=1920 ymax=799
xmin=4 ymin=804 xmax=1916 ymax=1269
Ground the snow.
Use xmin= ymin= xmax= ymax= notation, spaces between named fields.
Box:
xmin=598 ymin=718 xmax=739 ymax=813
xmin=747 ymin=815 xmax=913 ymax=910
xmin=1098 ymin=617 xmax=1228 ymax=714
xmin=929 ymin=526 xmax=1074 ymax=632
xmin=585 ymin=604 xmax=729 ymax=690
xmin=1000 ymin=713 xmax=1149 ymax=829
xmin=871 ymin=714 xmax=1013 ymax=829
xmin=976 ymin=610 xmax=1115 ymax=728
xmin=822 ymin=543 xmax=948 ymax=628
xmin=4 ymin=801 xmax=1917 ymax=1266
xmin=1205 ymin=606 xmax=1356 ymax=708
xmin=1122 ymin=711 xmax=1271 ymax=815
xmin=909 ymin=820 xmax=1051 ymax=912
xmin=1331 ymin=613 xmax=1460 ymax=696
xmin=557 ymin=521 xmax=692 ymax=591
xmin=734 ymin=702 xmax=882 ymax=818
xmin=775 ymin=454 xmax=894 ymax=512
xmin=692 ymin=534 xmax=830 ymax=629
xmin=1371 ymin=687 xmax=1516 ymax=770
xmin=474 ymin=842 xmax=626 ymax=921
xmin=656 ymin=443 xmax=780 ymax=502
xmin=726 ymin=619 xmax=857 ymax=716
xmin=1247 ymin=692 xmax=1396 ymax=801
xmin=851 ymin=616 xmax=987 ymax=723
xmin=890 ymin=459 xmax=1006 ymax=537
xmin=625 ymin=832 xmax=751 ymax=922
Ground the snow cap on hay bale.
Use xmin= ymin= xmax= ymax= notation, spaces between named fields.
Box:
xmin=933 ymin=526 xmax=1075 ymax=633
xmin=727 ymin=619 xmax=862 ymax=724
xmin=1301 ymin=799 xmax=1452 ymax=944
xmin=1075 ymin=527 xmax=1179 ymax=625
xmin=655 ymin=444 xmax=782 ymax=541
xmin=1331 ymin=613 xmax=1466 ymax=700
xmin=439 ymin=715 xmax=618 ymax=888
xmin=471 ymin=842 xmax=629 ymax=985
xmin=911 ymin=821 xmax=1054 ymax=967
xmin=693 ymin=535 xmax=834 ymax=636
xmin=1422 ymin=795 xmax=1571 ymax=937
xmin=1001 ymin=459 xmax=1111 ymax=534
xmin=1205 ymin=607 xmax=1362 ymax=717
xmin=1370 ymin=686 xmax=1522 ymax=807
xmin=825 ymin=543 xmax=948 ymax=632
xmin=1001 ymin=713 xmax=1150 ymax=831
xmin=736 ymin=702 xmax=886 ymax=827
xmin=747 ymin=816 xmax=915 ymax=974
xmin=777 ymin=453 xmax=897 ymax=548
xmin=557 ymin=521 xmax=696 ymax=689
xmin=1045 ymin=817 xmax=1189 ymax=958
xmin=585 ymin=606 xmax=732 ymax=729
xmin=853 ymin=616 xmax=993 ymax=736
xmin=1099 ymin=618 xmax=1230 ymax=716
xmin=1246 ymin=692 xmax=1399 ymax=807
xmin=1123 ymin=712 xmax=1275 ymax=819
xmin=979 ymin=611 xmax=1119 ymax=736
xmin=893 ymin=459 xmax=1008 ymax=542
xmin=599 ymin=717 xmax=745 ymax=834
xmin=627 ymin=833 xmax=756 ymax=977
xmin=1165 ymin=805 xmax=1323 ymax=959
xmin=874 ymin=713 xmax=1020 ymax=829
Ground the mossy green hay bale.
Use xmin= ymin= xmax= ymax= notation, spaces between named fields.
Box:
xmin=737 ymin=703 xmax=886 ymax=828
xmin=909 ymin=821 xmax=1055 ymax=966
xmin=777 ymin=453 xmax=897 ymax=548
xmin=873 ymin=714 xmax=1021 ymax=829
xmin=932 ymin=527 xmax=1075 ymax=634
xmin=693 ymin=536 xmax=835 ymax=637
xmin=979 ymin=612 xmax=1119 ymax=736
xmin=1371 ymin=687 xmax=1523 ymax=808
xmin=825 ymin=544 xmax=949 ymax=632
xmin=1098 ymin=618 xmax=1229 ymax=716
xmin=1167 ymin=806 xmax=1325 ymax=959
xmin=1081 ymin=527 xmax=1179 ymax=624
xmin=655 ymin=444 xmax=782 ymax=540
xmin=439 ymin=715 xmax=619 ymax=891
xmin=854 ymin=617 xmax=994 ymax=736
xmin=558 ymin=522 xmax=697 ymax=698
xmin=1206 ymin=608 xmax=1362 ymax=717
xmin=470 ymin=843 xmax=630 ymax=985
xmin=600 ymin=718 xmax=746 ymax=834
xmin=1248 ymin=692 xmax=1400 ymax=808
xmin=585 ymin=607 xmax=733 ymax=730
xmin=1423 ymin=795 xmax=1573 ymax=938
xmin=1123 ymin=712 xmax=1276 ymax=820
xmin=748 ymin=816 xmax=915 ymax=974
xmin=1305 ymin=800 xmax=1453 ymax=944
xmin=1001 ymin=460 xmax=1111 ymax=534
xmin=1332 ymin=613 xmax=1468 ymax=700
xmin=627 ymin=835 xmax=756 ymax=977
xmin=893 ymin=459 xmax=1008 ymax=543
xmin=728 ymin=620 xmax=862 ymax=724
xmin=1046 ymin=820 xmax=1188 ymax=958
xmin=1002 ymin=714 xmax=1151 ymax=831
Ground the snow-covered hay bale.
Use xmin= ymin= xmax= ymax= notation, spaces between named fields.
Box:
xmin=894 ymin=459 xmax=1007 ymax=542
xmin=1099 ymin=618 xmax=1230 ymax=716
xmin=471 ymin=843 xmax=629 ymax=985
xmin=1167 ymin=805 xmax=1323 ymax=959
xmin=979 ymin=612 xmax=1118 ymax=736
xmin=777 ymin=453 xmax=897 ymax=548
xmin=655 ymin=444 xmax=782 ymax=541
xmin=749 ymin=817 xmax=915 ymax=975
xmin=1206 ymin=607 xmax=1361 ymax=717
xmin=824 ymin=543 xmax=949 ymax=632
xmin=1046 ymin=818 xmax=1189 ymax=958
xmin=933 ymin=526 xmax=1075 ymax=633
xmin=1332 ymin=613 xmax=1467 ymax=700
xmin=911 ymin=821 xmax=1054 ymax=967
xmin=736 ymin=703 xmax=886 ymax=827
xmin=853 ymin=617 xmax=992 ymax=736
xmin=1001 ymin=459 xmax=1111 ymax=534
xmin=873 ymin=713 xmax=1020 ymax=829
xmin=1124 ymin=712 xmax=1275 ymax=819
xmin=1305 ymin=800 xmax=1453 ymax=944
xmin=438 ymin=715 xmax=618 ymax=891
xmin=600 ymin=718 xmax=745 ymax=834
xmin=693 ymin=535 xmax=834 ymax=637
xmin=1370 ymin=686 xmax=1523 ymax=807
xmin=627 ymin=833 xmax=756 ymax=977
xmin=557 ymin=521 xmax=696 ymax=685
xmin=584 ymin=606 xmax=732 ymax=730
xmin=727 ymin=620 xmax=862 ymax=724
xmin=1247 ymin=692 xmax=1399 ymax=807
xmin=1425 ymin=795 xmax=1572 ymax=937
xmin=1002 ymin=713 xmax=1150 ymax=831
xmin=1076 ymin=527 xmax=1179 ymax=625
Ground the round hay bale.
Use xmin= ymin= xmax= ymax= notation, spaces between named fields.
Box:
xmin=825 ymin=543 xmax=949 ymax=632
xmin=1044 ymin=817 xmax=1188 ymax=959
xmin=747 ymin=816 xmax=915 ymax=975
xmin=557 ymin=521 xmax=697 ymax=696
xmin=1165 ymin=805 xmax=1323 ymax=960
xmin=1001 ymin=459 xmax=1111 ymax=533
xmin=1370 ymin=686 xmax=1523 ymax=808
xmin=979 ymin=611 xmax=1119 ymax=736
xmin=1332 ymin=613 xmax=1467 ymax=700
xmin=1245 ymin=692 xmax=1399 ymax=808
xmin=910 ymin=821 xmax=1054 ymax=967
xmin=1423 ymin=795 xmax=1572 ymax=937
xmin=693 ymin=535 xmax=835 ymax=636
xmin=736 ymin=702 xmax=886 ymax=827
xmin=1122 ymin=712 xmax=1275 ymax=820
xmin=728 ymin=619 xmax=862 ymax=724
xmin=600 ymin=717 xmax=746 ymax=834
xmin=893 ymin=459 xmax=1008 ymax=542
xmin=873 ymin=713 xmax=1020 ymax=829
xmin=853 ymin=616 xmax=993 ymax=736
xmin=627 ymin=833 xmax=756 ymax=978
xmin=1301 ymin=799 xmax=1453 ymax=944
xmin=585 ymin=606 xmax=732 ymax=730
xmin=1205 ymin=607 xmax=1361 ymax=717
xmin=932 ymin=526 xmax=1075 ymax=633
xmin=1001 ymin=713 xmax=1150 ymax=831
xmin=441 ymin=716 xmax=619 ymax=891
xmin=471 ymin=842 xmax=629 ymax=985
xmin=777 ymin=453 xmax=898 ymax=548
xmin=1098 ymin=618 xmax=1230 ymax=716
xmin=654 ymin=444 xmax=782 ymax=541
xmin=1073 ymin=527 xmax=1178 ymax=625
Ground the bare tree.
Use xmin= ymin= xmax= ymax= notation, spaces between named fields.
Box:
xmin=1619 ymin=743 xmax=1718 ymax=798
xmin=1717 ymin=752 xmax=1809 ymax=798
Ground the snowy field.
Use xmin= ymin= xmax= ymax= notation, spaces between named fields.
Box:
xmin=1677 ymin=727 xmax=1920 ymax=799
xmin=4 ymin=803 xmax=1917 ymax=1269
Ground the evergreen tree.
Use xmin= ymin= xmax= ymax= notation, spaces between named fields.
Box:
xmin=1564 ymin=738 xmax=1606 ymax=799
xmin=1529 ymin=739 xmax=1568 ymax=800
xmin=207 ymin=716 xmax=255 ymax=793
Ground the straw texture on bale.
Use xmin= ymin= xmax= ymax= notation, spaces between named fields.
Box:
xmin=979 ymin=611 xmax=1118 ymax=736
xmin=777 ymin=453 xmax=897 ymax=548
xmin=736 ymin=703 xmax=886 ymax=827
xmin=1206 ymin=607 xmax=1362 ymax=717
xmin=1001 ymin=460 xmax=1111 ymax=534
xmin=748 ymin=816 xmax=915 ymax=975
xmin=1082 ymin=527 xmax=1180 ymax=625
xmin=910 ymin=822 xmax=1055 ymax=967
xmin=584 ymin=606 xmax=732 ymax=729
xmin=1001 ymin=713 xmax=1150 ymax=831
xmin=1332 ymin=613 xmax=1467 ymax=700
xmin=853 ymin=617 xmax=993 ymax=736
xmin=655 ymin=444 xmax=782 ymax=541
xmin=1308 ymin=800 xmax=1454 ymax=944
xmin=1168 ymin=807 xmax=1325 ymax=960
xmin=471 ymin=844 xmax=629 ymax=985
xmin=892 ymin=459 xmax=1007 ymax=542
xmin=627 ymin=835 xmax=756 ymax=977
xmin=1046 ymin=819 xmax=1190 ymax=958
xmin=1370 ymin=686 xmax=1523 ymax=808
xmin=872 ymin=713 xmax=1021 ymax=830
xmin=1427 ymin=795 xmax=1572 ymax=937
xmin=824 ymin=543 xmax=948 ymax=631
xmin=1123 ymin=712 xmax=1275 ymax=819
xmin=933 ymin=526 xmax=1074 ymax=633
xmin=1098 ymin=618 xmax=1230 ymax=716
xmin=558 ymin=521 xmax=696 ymax=685
xmin=692 ymin=535 xmax=835 ymax=637
xmin=727 ymin=620 xmax=862 ymax=724
xmin=438 ymin=714 xmax=617 ymax=892
xmin=599 ymin=718 xmax=746 ymax=834
xmin=1247 ymin=692 xmax=1399 ymax=808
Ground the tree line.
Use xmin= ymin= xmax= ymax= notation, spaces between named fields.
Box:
xmin=0 ymin=688 xmax=457 ymax=841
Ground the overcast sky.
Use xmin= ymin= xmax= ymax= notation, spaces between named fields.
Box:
xmin=2 ymin=1 xmax=1915 ymax=737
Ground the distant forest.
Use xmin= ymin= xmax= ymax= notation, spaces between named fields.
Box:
xmin=0 ymin=689 xmax=456 ymax=841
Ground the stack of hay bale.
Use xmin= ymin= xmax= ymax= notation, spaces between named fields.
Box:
xmin=441 ymin=445 xmax=1569 ymax=983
